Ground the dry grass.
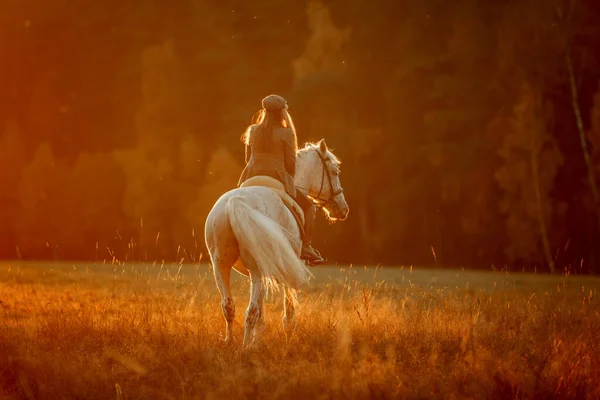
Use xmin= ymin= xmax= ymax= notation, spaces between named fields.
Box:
xmin=0 ymin=262 xmax=599 ymax=399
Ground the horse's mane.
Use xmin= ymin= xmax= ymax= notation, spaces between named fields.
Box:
xmin=298 ymin=141 xmax=341 ymax=166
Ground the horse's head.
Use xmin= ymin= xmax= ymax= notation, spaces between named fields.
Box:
xmin=296 ymin=139 xmax=349 ymax=221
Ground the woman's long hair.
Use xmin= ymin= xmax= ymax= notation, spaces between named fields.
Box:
xmin=241 ymin=106 xmax=298 ymax=152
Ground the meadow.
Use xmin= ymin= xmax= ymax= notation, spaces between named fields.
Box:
xmin=0 ymin=261 xmax=599 ymax=399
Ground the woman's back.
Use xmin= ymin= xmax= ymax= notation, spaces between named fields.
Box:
xmin=239 ymin=123 xmax=298 ymax=198
xmin=248 ymin=124 xmax=294 ymax=154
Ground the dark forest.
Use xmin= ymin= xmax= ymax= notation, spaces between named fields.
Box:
xmin=2 ymin=0 xmax=600 ymax=273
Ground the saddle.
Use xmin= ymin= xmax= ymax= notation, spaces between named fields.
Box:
xmin=240 ymin=176 xmax=305 ymax=239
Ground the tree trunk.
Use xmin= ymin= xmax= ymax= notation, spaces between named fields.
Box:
xmin=566 ymin=50 xmax=600 ymax=231
xmin=529 ymin=99 xmax=555 ymax=273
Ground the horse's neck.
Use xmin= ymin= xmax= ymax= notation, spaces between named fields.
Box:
xmin=294 ymin=151 xmax=315 ymax=190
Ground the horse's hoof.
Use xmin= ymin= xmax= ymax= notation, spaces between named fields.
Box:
xmin=242 ymin=335 xmax=260 ymax=350
xmin=223 ymin=335 xmax=235 ymax=346
xmin=253 ymin=323 xmax=266 ymax=338
xmin=283 ymin=320 xmax=296 ymax=337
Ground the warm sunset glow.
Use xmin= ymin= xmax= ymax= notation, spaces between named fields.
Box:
xmin=1 ymin=0 xmax=600 ymax=398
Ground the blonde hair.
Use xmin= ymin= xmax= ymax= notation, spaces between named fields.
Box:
xmin=241 ymin=105 xmax=298 ymax=152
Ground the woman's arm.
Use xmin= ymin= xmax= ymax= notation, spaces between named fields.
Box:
xmin=282 ymin=129 xmax=297 ymax=176
xmin=245 ymin=143 xmax=251 ymax=164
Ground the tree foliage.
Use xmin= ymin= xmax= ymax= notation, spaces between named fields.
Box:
xmin=2 ymin=0 xmax=600 ymax=272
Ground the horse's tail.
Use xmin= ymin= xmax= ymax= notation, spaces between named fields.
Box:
xmin=225 ymin=195 xmax=313 ymax=297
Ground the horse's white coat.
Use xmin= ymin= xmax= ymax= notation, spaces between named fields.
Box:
xmin=204 ymin=140 xmax=348 ymax=346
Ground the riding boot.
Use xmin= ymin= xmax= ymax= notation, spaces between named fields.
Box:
xmin=301 ymin=204 xmax=325 ymax=266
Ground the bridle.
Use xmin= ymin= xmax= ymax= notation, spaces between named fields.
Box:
xmin=297 ymin=149 xmax=344 ymax=210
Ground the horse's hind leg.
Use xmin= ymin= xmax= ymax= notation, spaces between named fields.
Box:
xmin=254 ymin=296 xmax=266 ymax=339
xmin=243 ymin=272 xmax=266 ymax=346
xmin=210 ymin=248 xmax=237 ymax=343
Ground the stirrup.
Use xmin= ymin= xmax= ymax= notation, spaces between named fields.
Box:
xmin=306 ymin=258 xmax=324 ymax=267
xmin=301 ymin=246 xmax=324 ymax=266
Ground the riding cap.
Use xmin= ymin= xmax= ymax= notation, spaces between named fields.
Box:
xmin=262 ymin=94 xmax=288 ymax=112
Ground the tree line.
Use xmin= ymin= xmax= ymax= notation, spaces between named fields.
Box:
xmin=1 ymin=0 xmax=600 ymax=273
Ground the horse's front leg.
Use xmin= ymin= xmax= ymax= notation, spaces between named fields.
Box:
xmin=282 ymin=286 xmax=297 ymax=336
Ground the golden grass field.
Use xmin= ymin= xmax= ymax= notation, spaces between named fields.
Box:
xmin=1 ymin=261 xmax=599 ymax=399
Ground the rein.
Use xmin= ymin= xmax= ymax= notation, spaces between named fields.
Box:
xmin=296 ymin=149 xmax=343 ymax=210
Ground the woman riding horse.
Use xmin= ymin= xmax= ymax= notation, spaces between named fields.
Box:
xmin=237 ymin=94 xmax=324 ymax=266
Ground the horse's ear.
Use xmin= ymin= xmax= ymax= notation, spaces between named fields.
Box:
xmin=319 ymin=139 xmax=327 ymax=154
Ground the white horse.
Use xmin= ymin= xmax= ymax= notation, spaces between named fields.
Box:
xmin=204 ymin=139 xmax=349 ymax=346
